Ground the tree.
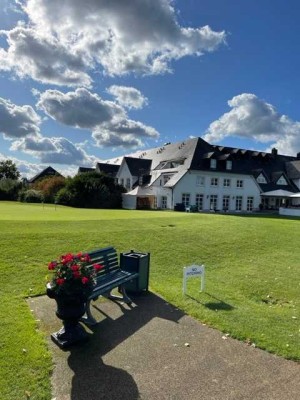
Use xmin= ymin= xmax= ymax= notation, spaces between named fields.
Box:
xmin=32 ymin=176 xmax=66 ymax=203
xmin=56 ymin=172 xmax=125 ymax=208
xmin=0 ymin=160 xmax=20 ymax=180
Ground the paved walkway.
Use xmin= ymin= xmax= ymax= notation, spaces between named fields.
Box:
xmin=29 ymin=292 xmax=300 ymax=400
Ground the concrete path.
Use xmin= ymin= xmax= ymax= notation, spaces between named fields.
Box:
xmin=28 ymin=292 xmax=300 ymax=400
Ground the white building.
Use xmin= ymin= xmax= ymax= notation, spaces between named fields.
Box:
xmin=90 ymin=137 xmax=300 ymax=212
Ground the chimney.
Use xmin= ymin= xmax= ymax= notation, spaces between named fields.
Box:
xmin=271 ymin=148 xmax=278 ymax=157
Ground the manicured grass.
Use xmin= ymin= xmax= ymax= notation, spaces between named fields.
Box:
xmin=0 ymin=201 xmax=299 ymax=399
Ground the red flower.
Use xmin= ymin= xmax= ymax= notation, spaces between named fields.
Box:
xmin=73 ymin=271 xmax=81 ymax=278
xmin=93 ymin=263 xmax=103 ymax=271
xmin=82 ymin=276 xmax=89 ymax=284
xmin=61 ymin=253 xmax=74 ymax=265
xmin=76 ymin=252 xmax=83 ymax=258
xmin=71 ymin=264 xmax=80 ymax=271
xmin=56 ymin=278 xmax=65 ymax=285
xmin=82 ymin=254 xmax=91 ymax=262
xmin=48 ymin=261 xmax=57 ymax=270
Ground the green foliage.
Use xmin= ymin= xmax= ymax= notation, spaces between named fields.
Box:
xmin=19 ymin=189 xmax=44 ymax=203
xmin=32 ymin=176 xmax=66 ymax=203
xmin=0 ymin=179 xmax=22 ymax=200
xmin=56 ymin=172 xmax=124 ymax=208
xmin=0 ymin=159 xmax=20 ymax=180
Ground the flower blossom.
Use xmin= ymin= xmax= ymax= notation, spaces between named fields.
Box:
xmin=48 ymin=261 xmax=57 ymax=270
xmin=93 ymin=263 xmax=103 ymax=271
xmin=82 ymin=276 xmax=89 ymax=284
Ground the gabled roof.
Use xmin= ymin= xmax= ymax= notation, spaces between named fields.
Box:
xmin=29 ymin=166 xmax=63 ymax=183
xmin=124 ymin=157 xmax=152 ymax=176
xmin=96 ymin=163 xmax=119 ymax=177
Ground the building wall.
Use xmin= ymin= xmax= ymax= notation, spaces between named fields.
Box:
xmin=116 ymin=163 xmax=136 ymax=191
xmin=171 ymin=170 xmax=261 ymax=211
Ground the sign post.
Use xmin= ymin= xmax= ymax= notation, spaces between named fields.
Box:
xmin=183 ymin=264 xmax=205 ymax=295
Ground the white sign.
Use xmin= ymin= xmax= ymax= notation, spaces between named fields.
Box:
xmin=183 ymin=264 xmax=205 ymax=294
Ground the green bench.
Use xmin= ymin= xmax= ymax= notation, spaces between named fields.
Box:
xmin=83 ymin=246 xmax=139 ymax=325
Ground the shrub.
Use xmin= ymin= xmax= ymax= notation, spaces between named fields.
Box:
xmin=20 ymin=189 xmax=44 ymax=203
xmin=56 ymin=172 xmax=124 ymax=208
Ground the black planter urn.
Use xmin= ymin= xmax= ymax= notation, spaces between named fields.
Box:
xmin=46 ymin=283 xmax=89 ymax=348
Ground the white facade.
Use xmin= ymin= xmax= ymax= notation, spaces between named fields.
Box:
xmin=171 ymin=170 xmax=261 ymax=212
xmin=116 ymin=161 xmax=134 ymax=191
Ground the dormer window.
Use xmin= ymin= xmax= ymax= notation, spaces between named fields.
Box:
xmin=257 ymin=174 xmax=267 ymax=184
xmin=277 ymin=176 xmax=287 ymax=185
xmin=226 ymin=160 xmax=232 ymax=170
xmin=210 ymin=159 xmax=217 ymax=169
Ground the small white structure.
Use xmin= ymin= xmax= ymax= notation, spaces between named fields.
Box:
xmin=183 ymin=264 xmax=205 ymax=295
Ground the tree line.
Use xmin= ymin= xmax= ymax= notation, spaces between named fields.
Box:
xmin=0 ymin=160 xmax=125 ymax=209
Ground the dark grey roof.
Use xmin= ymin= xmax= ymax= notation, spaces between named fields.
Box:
xmin=29 ymin=166 xmax=63 ymax=183
xmin=101 ymin=137 xmax=299 ymax=192
xmin=96 ymin=163 xmax=119 ymax=177
xmin=286 ymin=160 xmax=300 ymax=179
xmin=77 ymin=167 xmax=95 ymax=174
xmin=124 ymin=157 xmax=152 ymax=176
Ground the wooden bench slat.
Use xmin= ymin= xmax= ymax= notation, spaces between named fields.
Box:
xmin=81 ymin=246 xmax=140 ymax=325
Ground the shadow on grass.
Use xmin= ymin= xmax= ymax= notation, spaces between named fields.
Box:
xmin=186 ymin=292 xmax=234 ymax=311
xmin=67 ymin=292 xmax=185 ymax=400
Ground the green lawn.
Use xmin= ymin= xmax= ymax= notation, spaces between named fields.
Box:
xmin=0 ymin=201 xmax=299 ymax=399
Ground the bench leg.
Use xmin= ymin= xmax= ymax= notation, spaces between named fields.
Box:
xmin=80 ymin=299 xmax=98 ymax=326
xmin=107 ymin=285 xmax=133 ymax=304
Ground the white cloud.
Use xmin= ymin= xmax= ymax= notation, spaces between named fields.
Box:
xmin=0 ymin=0 xmax=226 ymax=85
xmin=11 ymin=135 xmax=97 ymax=166
xmin=0 ymin=26 xmax=92 ymax=86
xmin=204 ymin=93 xmax=300 ymax=155
xmin=0 ymin=96 xmax=41 ymax=138
xmin=93 ymin=119 xmax=158 ymax=148
xmin=37 ymin=88 xmax=125 ymax=128
xmin=37 ymin=88 xmax=159 ymax=147
xmin=107 ymin=85 xmax=148 ymax=109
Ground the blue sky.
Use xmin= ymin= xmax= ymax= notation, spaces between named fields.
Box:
xmin=1 ymin=0 xmax=300 ymax=178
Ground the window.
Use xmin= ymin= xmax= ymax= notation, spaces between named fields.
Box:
xmin=236 ymin=179 xmax=243 ymax=188
xmin=223 ymin=178 xmax=231 ymax=187
xmin=223 ymin=195 xmax=230 ymax=211
xmin=120 ymin=178 xmax=124 ymax=186
xmin=161 ymin=196 xmax=167 ymax=209
xmin=126 ymin=178 xmax=131 ymax=189
xmin=196 ymin=176 xmax=205 ymax=186
xmin=210 ymin=159 xmax=217 ymax=169
xmin=195 ymin=194 xmax=204 ymax=210
xmin=277 ymin=176 xmax=287 ymax=185
xmin=210 ymin=195 xmax=218 ymax=210
xmin=210 ymin=177 xmax=218 ymax=186
xmin=257 ymin=174 xmax=267 ymax=184
xmin=153 ymin=196 xmax=157 ymax=209
xmin=226 ymin=160 xmax=232 ymax=170
xmin=182 ymin=193 xmax=190 ymax=208
xmin=247 ymin=197 xmax=254 ymax=211
xmin=235 ymin=196 xmax=243 ymax=211
xmin=163 ymin=175 xmax=171 ymax=185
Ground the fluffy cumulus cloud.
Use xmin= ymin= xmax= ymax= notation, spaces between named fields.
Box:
xmin=0 ymin=96 xmax=41 ymax=138
xmin=11 ymin=135 xmax=97 ymax=165
xmin=37 ymin=88 xmax=159 ymax=147
xmin=0 ymin=26 xmax=92 ymax=86
xmin=0 ymin=0 xmax=226 ymax=85
xmin=37 ymin=88 xmax=125 ymax=128
xmin=204 ymin=93 xmax=300 ymax=155
xmin=107 ymin=85 xmax=148 ymax=109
